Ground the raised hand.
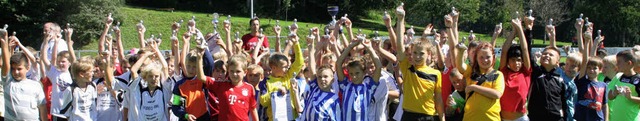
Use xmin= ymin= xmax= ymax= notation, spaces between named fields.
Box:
xmin=341 ymin=15 xmax=352 ymax=28
xmin=113 ymin=22 xmax=121 ymax=34
xmin=444 ymin=15 xmax=453 ymax=28
xmin=64 ymin=23 xmax=74 ymax=39
xmin=546 ymin=19 xmax=556 ymax=37
xmin=424 ymin=24 xmax=434 ymax=35
xmin=274 ymin=22 xmax=282 ymax=36
xmin=383 ymin=11 xmax=391 ymax=26
xmin=524 ymin=10 xmax=534 ymax=30
xmin=223 ymin=19 xmax=231 ymax=32
xmin=172 ymin=20 xmax=181 ymax=31
xmin=105 ymin=13 xmax=114 ymax=26
xmin=395 ymin=2 xmax=405 ymax=17
xmin=494 ymin=23 xmax=502 ymax=36
xmin=575 ymin=14 xmax=584 ymax=30
xmin=511 ymin=18 xmax=524 ymax=32
xmin=137 ymin=20 xmax=146 ymax=33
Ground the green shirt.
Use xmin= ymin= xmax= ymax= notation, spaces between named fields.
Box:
xmin=606 ymin=73 xmax=640 ymax=121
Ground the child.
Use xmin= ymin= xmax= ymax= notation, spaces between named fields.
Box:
xmin=573 ymin=18 xmax=608 ymax=121
xmin=93 ymin=56 xmax=123 ymax=121
xmin=395 ymin=6 xmax=444 ymax=121
xmin=445 ymin=68 xmax=465 ymax=121
xmin=1 ymin=40 xmax=47 ymax=121
xmin=301 ymin=66 xmax=341 ymax=121
xmin=246 ymin=64 xmax=264 ymax=89
xmin=607 ymin=50 xmax=640 ymax=121
xmin=258 ymin=35 xmax=304 ymax=121
xmin=54 ymin=57 xmax=98 ymax=120
xmin=574 ymin=49 xmax=608 ymax=121
xmin=598 ymin=55 xmax=619 ymax=83
xmin=526 ymin=15 xmax=568 ymax=121
xmin=42 ymin=26 xmax=75 ymax=121
xmin=123 ymin=45 xmax=172 ymax=121
xmin=557 ymin=53 xmax=580 ymax=121
xmin=454 ymin=41 xmax=504 ymax=121
xmin=498 ymin=18 xmax=532 ymax=121
xmin=335 ymin=38 xmax=383 ymax=121
xmin=201 ymin=53 xmax=259 ymax=121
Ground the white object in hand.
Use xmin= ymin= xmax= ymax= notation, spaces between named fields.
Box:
xmin=137 ymin=20 xmax=144 ymax=30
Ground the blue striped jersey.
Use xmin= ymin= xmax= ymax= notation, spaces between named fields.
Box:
xmin=340 ymin=76 xmax=379 ymax=121
xmin=301 ymin=79 xmax=340 ymax=121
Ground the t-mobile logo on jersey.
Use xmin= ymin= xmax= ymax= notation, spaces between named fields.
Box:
xmin=229 ymin=95 xmax=238 ymax=105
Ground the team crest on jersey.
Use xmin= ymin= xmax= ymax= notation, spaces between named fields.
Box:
xmin=242 ymin=88 xmax=249 ymax=96
xmin=634 ymin=78 xmax=640 ymax=85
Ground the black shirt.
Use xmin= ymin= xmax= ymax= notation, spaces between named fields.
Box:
xmin=528 ymin=62 xmax=567 ymax=121
xmin=619 ymin=74 xmax=640 ymax=95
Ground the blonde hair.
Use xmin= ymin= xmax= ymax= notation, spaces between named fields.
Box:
xmin=228 ymin=55 xmax=249 ymax=70
xmin=141 ymin=63 xmax=163 ymax=79
xmin=247 ymin=64 xmax=264 ymax=74
xmin=566 ymin=53 xmax=583 ymax=65
xmin=213 ymin=52 xmax=228 ymax=62
xmin=71 ymin=56 xmax=95 ymax=78
xmin=603 ymin=55 xmax=617 ymax=66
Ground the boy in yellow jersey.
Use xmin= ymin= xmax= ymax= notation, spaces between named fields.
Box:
xmin=258 ymin=35 xmax=303 ymax=121
xmin=393 ymin=5 xmax=445 ymax=121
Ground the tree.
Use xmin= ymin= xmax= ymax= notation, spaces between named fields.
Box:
xmin=0 ymin=0 xmax=122 ymax=48
xmin=573 ymin=0 xmax=640 ymax=47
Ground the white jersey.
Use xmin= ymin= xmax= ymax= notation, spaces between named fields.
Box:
xmin=123 ymin=77 xmax=171 ymax=121
xmin=54 ymin=83 xmax=98 ymax=121
xmin=2 ymin=75 xmax=46 ymax=121
xmin=368 ymin=71 xmax=392 ymax=121
xmin=93 ymin=78 xmax=123 ymax=121
xmin=47 ymin=65 xmax=73 ymax=116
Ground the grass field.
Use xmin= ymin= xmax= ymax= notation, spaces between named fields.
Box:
xmin=79 ymin=6 xmax=571 ymax=50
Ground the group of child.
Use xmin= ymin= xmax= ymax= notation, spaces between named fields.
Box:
xmin=0 ymin=3 xmax=638 ymax=121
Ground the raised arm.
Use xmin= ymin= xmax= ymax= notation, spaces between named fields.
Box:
xmin=40 ymin=34 xmax=51 ymax=68
xmin=195 ymin=48 xmax=207 ymax=82
xmin=491 ymin=23 xmax=502 ymax=47
xmin=180 ymin=32 xmax=191 ymax=76
xmin=274 ymin=25 xmax=282 ymax=53
xmin=50 ymin=36 xmax=60 ymax=68
xmin=65 ymin=25 xmax=76 ymax=62
xmin=129 ymin=52 xmax=151 ymax=81
xmin=336 ymin=41 xmax=358 ymax=81
xmin=152 ymin=42 xmax=169 ymax=78
xmin=99 ymin=14 xmax=113 ymax=53
xmin=576 ymin=18 xmax=588 ymax=78
xmin=499 ymin=27 xmax=515 ymax=70
xmin=114 ymin=24 xmax=127 ymax=71
xmin=375 ymin=41 xmax=397 ymax=63
xmin=137 ymin=21 xmax=146 ymax=48
xmin=383 ymin=12 xmax=397 ymax=51
xmin=1 ymin=32 xmax=9 ymax=77
xmin=546 ymin=19 xmax=557 ymax=48
xmin=363 ymin=39 xmax=382 ymax=82
xmin=13 ymin=37 xmax=35 ymax=65
xmin=514 ymin=19 xmax=532 ymax=70
xmin=395 ymin=5 xmax=407 ymax=60
xmin=251 ymin=32 xmax=265 ymax=58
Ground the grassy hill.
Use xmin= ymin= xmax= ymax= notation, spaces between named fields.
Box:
xmin=79 ymin=6 xmax=571 ymax=50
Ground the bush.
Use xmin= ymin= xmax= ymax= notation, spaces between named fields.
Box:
xmin=0 ymin=0 xmax=122 ymax=48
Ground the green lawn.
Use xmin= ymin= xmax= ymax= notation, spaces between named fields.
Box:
xmin=80 ymin=6 xmax=570 ymax=50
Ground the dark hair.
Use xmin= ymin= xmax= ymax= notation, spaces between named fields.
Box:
xmin=597 ymin=49 xmax=608 ymax=57
xmin=506 ymin=44 xmax=523 ymax=61
xmin=249 ymin=18 xmax=260 ymax=27
xmin=617 ymin=50 xmax=638 ymax=64
xmin=214 ymin=60 xmax=226 ymax=70
xmin=469 ymin=41 xmax=480 ymax=48
xmin=10 ymin=52 xmax=29 ymax=67
xmin=268 ymin=53 xmax=289 ymax=67
xmin=128 ymin=54 xmax=140 ymax=65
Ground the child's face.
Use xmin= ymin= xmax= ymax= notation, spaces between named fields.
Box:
xmin=213 ymin=66 xmax=227 ymax=81
xmin=366 ymin=63 xmax=375 ymax=76
xmin=563 ymin=59 xmax=579 ymax=77
xmin=10 ymin=63 xmax=29 ymax=80
xmin=586 ymin=65 xmax=602 ymax=78
xmin=317 ymin=69 xmax=335 ymax=90
xmin=476 ymin=48 xmax=494 ymax=70
xmin=410 ymin=46 xmax=431 ymax=66
xmin=347 ymin=66 xmax=365 ymax=84
xmin=167 ymin=62 xmax=175 ymax=75
xmin=184 ymin=61 xmax=198 ymax=77
xmin=227 ymin=65 xmax=246 ymax=84
xmin=270 ymin=60 xmax=290 ymax=77
xmin=603 ymin=62 xmax=617 ymax=75
xmin=246 ymin=69 xmax=263 ymax=85
xmin=616 ymin=57 xmax=633 ymax=71
xmin=450 ymin=74 xmax=465 ymax=91
xmin=508 ymin=57 xmax=523 ymax=72
xmin=144 ymin=71 xmax=162 ymax=88
xmin=93 ymin=65 xmax=104 ymax=79
xmin=78 ymin=67 xmax=95 ymax=82
xmin=540 ymin=50 xmax=560 ymax=67
xmin=57 ymin=57 xmax=71 ymax=71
